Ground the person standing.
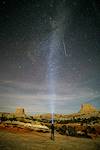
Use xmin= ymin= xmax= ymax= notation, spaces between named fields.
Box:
xmin=51 ymin=123 xmax=55 ymax=140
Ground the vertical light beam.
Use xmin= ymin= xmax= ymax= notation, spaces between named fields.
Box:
xmin=47 ymin=1 xmax=66 ymax=119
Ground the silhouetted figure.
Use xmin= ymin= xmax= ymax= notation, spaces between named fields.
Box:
xmin=51 ymin=123 xmax=55 ymax=140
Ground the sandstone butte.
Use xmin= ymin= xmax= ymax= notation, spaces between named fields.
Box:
xmin=80 ymin=103 xmax=96 ymax=114
xmin=14 ymin=107 xmax=26 ymax=117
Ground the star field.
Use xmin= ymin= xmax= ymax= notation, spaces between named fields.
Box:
xmin=0 ymin=0 xmax=100 ymax=114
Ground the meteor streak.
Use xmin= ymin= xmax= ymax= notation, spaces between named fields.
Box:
xmin=63 ymin=40 xmax=67 ymax=56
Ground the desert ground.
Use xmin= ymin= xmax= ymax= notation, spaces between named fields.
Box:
xmin=0 ymin=128 xmax=100 ymax=150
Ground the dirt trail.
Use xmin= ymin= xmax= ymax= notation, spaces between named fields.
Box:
xmin=0 ymin=129 xmax=100 ymax=150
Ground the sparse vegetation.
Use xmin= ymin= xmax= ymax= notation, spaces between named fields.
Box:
xmin=0 ymin=105 xmax=100 ymax=139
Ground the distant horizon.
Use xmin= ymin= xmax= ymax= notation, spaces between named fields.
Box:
xmin=0 ymin=101 xmax=99 ymax=115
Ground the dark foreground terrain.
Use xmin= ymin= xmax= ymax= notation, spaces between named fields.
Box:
xmin=0 ymin=128 xmax=100 ymax=150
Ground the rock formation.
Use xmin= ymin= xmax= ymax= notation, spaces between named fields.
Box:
xmin=15 ymin=107 xmax=26 ymax=117
xmin=80 ymin=103 xmax=96 ymax=114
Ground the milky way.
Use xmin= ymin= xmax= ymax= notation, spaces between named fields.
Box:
xmin=0 ymin=0 xmax=100 ymax=114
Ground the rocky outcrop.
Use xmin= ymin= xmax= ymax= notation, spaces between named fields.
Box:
xmin=15 ymin=107 xmax=26 ymax=117
xmin=80 ymin=104 xmax=96 ymax=114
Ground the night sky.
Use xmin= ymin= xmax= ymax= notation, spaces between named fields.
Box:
xmin=0 ymin=0 xmax=100 ymax=114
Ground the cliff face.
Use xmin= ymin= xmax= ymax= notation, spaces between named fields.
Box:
xmin=15 ymin=107 xmax=26 ymax=117
xmin=80 ymin=104 xmax=96 ymax=114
